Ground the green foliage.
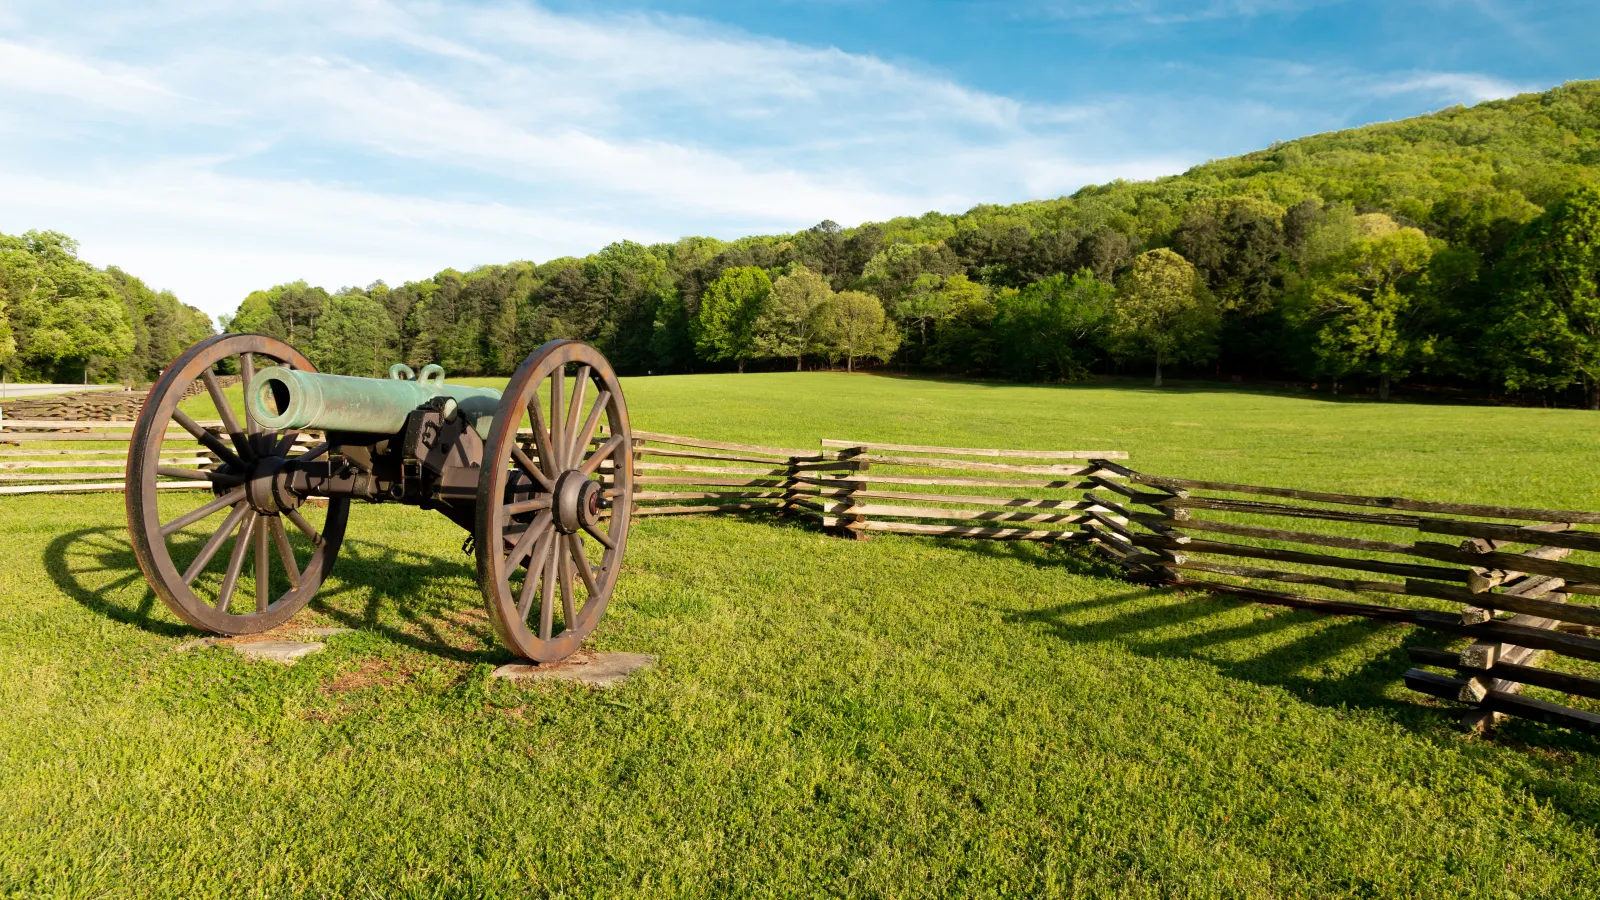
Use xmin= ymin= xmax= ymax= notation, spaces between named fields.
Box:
xmin=307 ymin=293 xmax=400 ymax=378
xmin=1289 ymin=226 xmax=1439 ymax=398
xmin=1489 ymin=183 xmax=1600 ymax=408
xmin=0 ymin=231 xmax=137 ymax=382
xmin=1112 ymin=249 xmax=1218 ymax=386
xmin=754 ymin=265 xmax=833 ymax=370
xmin=817 ymin=290 xmax=899 ymax=372
xmin=692 ymin=266 xmax=772 ymax=373
xmin=992 ymin=270 xmax=1114 ymax=381
xmin=0 ymin=77 xmax=1568 ymax=396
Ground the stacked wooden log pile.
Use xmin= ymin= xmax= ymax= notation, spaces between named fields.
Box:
xmin=1084 ymin=463 xmax=1600 ymax=737
xmin=0 ymin=378 xmax=232 ymax=422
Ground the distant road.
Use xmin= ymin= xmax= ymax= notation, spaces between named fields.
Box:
xmin=0 ymin=384 xmax=124 ymax=400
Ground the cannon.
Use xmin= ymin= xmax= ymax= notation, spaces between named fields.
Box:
xmin=124 ymin=334 xmax=632 ymax=662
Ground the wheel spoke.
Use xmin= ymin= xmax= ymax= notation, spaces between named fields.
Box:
xmin=216 ymin=512 xmax=257 ymax=612
xmin=182 ymin=503 xmax=250 ymax=585
xmin=517 ymin=530 xmax=555 ymax=622
xmin=558 ymin=545 xmax=577 ymax=628
xmin=273 ymin=431 xmax=301 ymax=457
xmin=571 ymin=388 xmax=610 ymax=469
xmin=161 ymin=486 xmax=248 ymax=536
xmin=241 ymin=353 xmax=261 ymax=435
xmin=504 ymin=510 xmax=552 ymax=572
xmin=503 ymin=495 xmax=552 ymax=518
xmin=580 ymin=434 xmax=625 ymax=477
xmin=293 ymin=441 xmax=330 ymax=463
xmin=549 ymin=365 xmax=566 ymax=470
xmin=203 ymin=368 xmax=251 ymax=461
xmin=254 ymin=514 xmax=271 ymax=612
xmin=538 ymin=539 xmax=558 ymax=640
xmin=270 ymin=517 xmax=301 ymax=589
xmin=285 ymin=508 xmax=323 ymax=546
xmin=565 ymin=532 xmax=600 ymax=597
xmin=157 ymin=465 xmax=242 ymax=485
xmin=563 ymin=365 xmax=589 ymax=467
xmin=511 ymin=446 xmax=555 ymax=492
xmin=580 ymin=520 xmax=615 ymax=549
xmin=526 ymin=393 xmax=561 ymax=480
xmin=173 ymin=409 xmax=243 ymax=469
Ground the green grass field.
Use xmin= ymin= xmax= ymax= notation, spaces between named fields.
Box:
xmin=4 ymin=373 xmax=1600 ymax=898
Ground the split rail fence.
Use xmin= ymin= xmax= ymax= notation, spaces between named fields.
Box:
xmin=1086 ymin=460 xmax=1600 ymax=737
xmin=7 ymin=418 xmax=1599 ymax=740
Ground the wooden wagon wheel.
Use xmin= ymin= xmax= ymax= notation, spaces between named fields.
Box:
xmin=476 ymin=340 xmax=633 ymax=662
xmin=125 ymin=333 xmax=350 ymax=634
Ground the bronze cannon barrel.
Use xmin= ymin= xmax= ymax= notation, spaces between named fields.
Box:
xmin=247 ymin=364 xmax=503 ymax=435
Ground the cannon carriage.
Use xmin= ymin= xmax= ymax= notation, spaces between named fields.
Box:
xmin=124 ymin=334 xmax=632 ymax=662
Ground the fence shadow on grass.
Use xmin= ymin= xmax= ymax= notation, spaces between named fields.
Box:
xmin=45 ymin=525 xmax=511 ymax=665
xmin=954 ymin=538 xmax=1600 ymax=761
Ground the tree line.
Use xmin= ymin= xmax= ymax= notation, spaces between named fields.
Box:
xmin=219 ymin=82 xmax=1600 ymax=408
xmin=0 ymin=231 xmax=214 ymax=386
xmin=4 ymin=82 xmax=1597 ymax=408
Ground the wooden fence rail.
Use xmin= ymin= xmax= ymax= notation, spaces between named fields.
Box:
xmin=1086 ymin=459 xmax=1600 ymax=737
xmin=9 ymin=414 xmax=1598 ymax=740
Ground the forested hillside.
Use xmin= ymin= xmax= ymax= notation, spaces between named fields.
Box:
xmin=0 ymin=232 xmax=213 ymax=385
xmin=7 ymin=82 xmax=1598 ymax=405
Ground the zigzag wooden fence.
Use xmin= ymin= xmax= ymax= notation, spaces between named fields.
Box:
xmin=1085 ymin=459 xmax=1600 ymax=737
xmin=8 ymin=418 xmax=1598 ymax=740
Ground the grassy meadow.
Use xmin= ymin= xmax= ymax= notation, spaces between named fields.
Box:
xmin=4 ymin=373 xmax=1600 ymax=898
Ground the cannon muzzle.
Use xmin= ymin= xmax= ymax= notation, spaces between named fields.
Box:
xmin=248 ymin=364 xmax=503 ymax=436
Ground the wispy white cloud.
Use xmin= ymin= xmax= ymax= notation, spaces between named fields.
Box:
xmin=1365 ymin=71 xmax=1533 ymax=104
xmin=0 ymin=0 xmax=1177 ymax=316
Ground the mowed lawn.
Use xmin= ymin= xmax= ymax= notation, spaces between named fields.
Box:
xmin=4 ymin=373 xmax=1600 ymax=898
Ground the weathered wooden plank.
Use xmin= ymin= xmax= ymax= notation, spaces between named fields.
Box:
xmin=1403 ymin=668 xmax=1600 ymax=735
xmin=821 ymin=439 xmax=1126 ymax=460
xmin=1404 ymin=579 xmax=1600 ymax=628
xmin=1408 ymin=646 xmax=1600 ymax=702
xmin=1166 ymin=516 xmax=1415 ymax=554
xmin=810 ymin=502 xmax=1096 ymax=524
xmin=1156 ymin=559 xmax=1407 ymax=595
xmin=796 ymin=473 xmax=1100 ymax=489
xmin=1409 ymin=541 xmax=1600 ymax=586
xmin=1157 ymin=495 xmax=1421 ymax=528
xmin=636 ymin=463 xmax=789 ymax=476
xmin=636 ymin=446 xmax=809 ymax=465
xmin=633 ymin=477 xmax=786 ymax=487
xmin=0 ymin=480 xmax=210 ymax=495
xmin=820 ymin=489 xmax=1099 ymax=509
xmin=1133 ymin=473 xmax=1600 ymax=525
xmin=1133 ymin=534 xmax=1471 ymax=583
xmin=856 ymin=520 xmax=1090 ymax=541
xmin=633 ymin=490 xmax=786 ymax=501
xmin=1182 ymin=577 xmax=1600 ymax=662
xmin=632 ymin=502 xmax=781 ymax=516
xmin=632 ymin=431 xmax=813 ymax=458
xmin=853 ymin=454 xmax=1101 ymax=475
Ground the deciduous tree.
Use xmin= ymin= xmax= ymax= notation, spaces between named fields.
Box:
xmin=693 ymin=266 xmax=772 ymax=373
xmin=1490 ymin=184 xmax=1600 ymax=409
xmin=754 ymin=265 xmax=832 ymax=370
xmin=1111 ymin=249 xmax=1217 ymax=387
xmin=818 ymin=290 xmax=899 ymax=372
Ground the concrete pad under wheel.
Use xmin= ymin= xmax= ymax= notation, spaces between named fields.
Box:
xmin=492 ymin=652 xmax=657 ymax=689
xmin=233 ymin=640 xmax=325 ymax=664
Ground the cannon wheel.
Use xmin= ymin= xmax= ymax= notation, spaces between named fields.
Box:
xmin=125 ymin=334 xmax=350 ymax=634
xmin=477 ymin=340 xmax=633 ymax=662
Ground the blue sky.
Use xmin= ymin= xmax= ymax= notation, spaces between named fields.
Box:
xmin=1 ymin=1 xmax=1595 ymax=319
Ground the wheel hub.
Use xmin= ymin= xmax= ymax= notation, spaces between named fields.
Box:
xmin=553 ymin=469 xmax=601 ymax=534
xmin=245 ymin=454 xmax=301 ymax=515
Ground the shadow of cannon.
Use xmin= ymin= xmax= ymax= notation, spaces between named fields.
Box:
xmin=45 ymin=525 xmax=510 ymax=664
